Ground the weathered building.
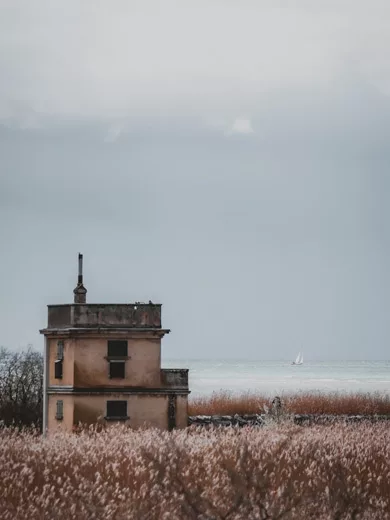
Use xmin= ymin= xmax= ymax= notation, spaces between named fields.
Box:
xmin=40 ymin=254 xmax=189 ymax=433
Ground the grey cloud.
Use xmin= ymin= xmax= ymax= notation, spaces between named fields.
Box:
xmin=1 ymin=1 xmax=390 ymax=122
xmin=0 ymin=1 xmax=389 ymax=360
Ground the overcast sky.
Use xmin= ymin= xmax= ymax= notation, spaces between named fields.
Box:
xmin=0 ymin=1 xmax=389 ymax=360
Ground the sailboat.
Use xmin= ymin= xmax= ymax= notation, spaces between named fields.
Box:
xmin=292 ymin=352 xmax=303 ymax=365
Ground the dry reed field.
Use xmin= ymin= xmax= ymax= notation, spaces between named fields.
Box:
xmin=1 ymin=422 xmax=390 ymax=519
xmin=188 ymin=390 xmax=390 ymax=416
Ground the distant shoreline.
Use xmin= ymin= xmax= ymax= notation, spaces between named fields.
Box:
xmin=164 ymin=359 xmax=390 ymax=397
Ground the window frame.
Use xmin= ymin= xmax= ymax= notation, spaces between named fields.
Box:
xmin=105 ymin=400 xmax=129 ymax=421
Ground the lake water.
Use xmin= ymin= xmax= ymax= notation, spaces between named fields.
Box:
xmin=164 ymin=360 xmax=390 ymax=397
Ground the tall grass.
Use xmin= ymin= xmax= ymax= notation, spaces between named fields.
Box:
xmin=188 ymin=390 xmax=390 ymax=416
xmin=1 ymin=423 xmax=390 ymax=519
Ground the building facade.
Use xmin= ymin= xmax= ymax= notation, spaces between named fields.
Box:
xmin=40 ymin=254 xmax=189 ymax=433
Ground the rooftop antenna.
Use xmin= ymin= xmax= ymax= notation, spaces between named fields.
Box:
xmin=73 ymin=253 xmax=87 ymax=304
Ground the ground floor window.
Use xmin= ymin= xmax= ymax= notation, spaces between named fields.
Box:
xmin=106 ymin=400 xmax=128 ymax=420
xmin=56 ymin=400 xmax=63 ymax=420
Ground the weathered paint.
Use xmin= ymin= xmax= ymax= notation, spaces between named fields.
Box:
xmin=48 ymin=395 xmax=74 ymax=433
xmin=43 ymin=330 xmax=189 ymax=432
xmin=161 ymin=368 xmax=189 ymax=388
xmin=73 ymin=337 xmax=161 ymax=388
xmin=45 ymin=303 xmax=162 ymax=330
xmin=41 ymin=265 xmax=189 ymax=433
xmin=48 ymin=338 xmax=75 ymax=387
xmin=73 ymin=394 xmax=170 ymax=429
xmin=176 ymin=395 xmax=189 ymax=429
xmin=168 ymin=395 xmax=176 ymax=431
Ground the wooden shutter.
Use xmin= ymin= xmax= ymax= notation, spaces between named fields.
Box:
xmin=56 ymin=341 xmax=64 ymax=360
xmin=56 ymin=400 xmax=64 ymax=420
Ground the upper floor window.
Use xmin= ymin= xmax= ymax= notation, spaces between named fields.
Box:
xmin=109 ymin=361 xmax=125 ymax=379
xmin=54 ymin=360 xmax=63 ymax=379
xmin=54 ymin=340 xmax=64 ymax=379
xmin=107 ymin=340 xmax=128 ymax=358
xmin=107 ymin=340 xmax=128 ymax=379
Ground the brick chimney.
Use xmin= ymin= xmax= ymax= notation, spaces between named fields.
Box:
xmin=73 ymin=253 xmax=87 ymax=304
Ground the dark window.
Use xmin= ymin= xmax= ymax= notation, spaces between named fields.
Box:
xmin=107 ymin=340 xmax=128 ymax=358
xmin=106 ymin=400 xmax=128 ymax=419
xmin=56 ymin=340 xmax=64 ymax=360
xmin=54 ymin=360 xmax=63 ymax=379
xmin=56 ymin=400 xmax=64 ymax=420
xmin=109 ymin=361 xmax=125 ymax=379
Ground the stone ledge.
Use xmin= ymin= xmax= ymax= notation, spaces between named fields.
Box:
xmin=188 ymin=414 xmax=390 ymax=427
xmin=48 ymin=386 xmax=190 ymax=395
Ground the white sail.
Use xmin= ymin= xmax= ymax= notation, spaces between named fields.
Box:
xmin=292 ymin=352 xmax=303 ymax=365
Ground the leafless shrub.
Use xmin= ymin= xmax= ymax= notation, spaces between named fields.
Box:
xmin=0 ymin=347 xmax=43 ymax=429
